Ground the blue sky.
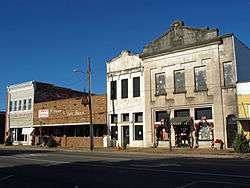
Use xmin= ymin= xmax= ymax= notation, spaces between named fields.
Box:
xmin=0 ymin=0 xmax=250 ymax=110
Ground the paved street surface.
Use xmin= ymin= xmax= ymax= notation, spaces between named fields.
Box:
xmin=0 ymin=148 xmax=250 ymax=188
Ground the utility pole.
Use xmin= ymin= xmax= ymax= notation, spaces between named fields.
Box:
xmin=88 ymin=57 xmax=94 ymax=151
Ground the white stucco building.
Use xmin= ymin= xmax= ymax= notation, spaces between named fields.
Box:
xmin=106 ymin=51 xmax=146 ymax=147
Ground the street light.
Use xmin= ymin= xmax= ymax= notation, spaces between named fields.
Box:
xmin=73 ymin=58 xmax=94 ymax=151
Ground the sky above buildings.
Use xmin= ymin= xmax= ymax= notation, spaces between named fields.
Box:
xmin=0 ymin=0 xmax=250 ymax=110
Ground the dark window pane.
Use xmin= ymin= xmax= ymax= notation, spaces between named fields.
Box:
xmin=9 ymin=101 xmax=13 ymax=112
xmin=133 ymin=77 xmax=140 ymax=97
xmin=18 ymin=100 xmax=22 ymax=111
xmin=121 ymin=79 xmax=128 ymax=98
xmin=224 ymin=62 xmax=233 ymax=87
xmin=23 ymin=99 xmax=27 ymax=110
xmin=134 ymin=125 xmax=143 ymax=140
xmin=110 ymin=81 xmax=117 ymax=100
xmin=122 ymin=113 xmax=129 ymax=122
xmin=156 ymin=111 xmax=167 ymax=122
xmin=111 ymin=126 xmax=118 ymax=140
xmin=133 ymin=112 xmax=143 ymax=123
xmin=155 ymin=73 xmax=166 ymax=96
xmin=174 ymin=70 xmax=185 ymax=93
xmin=28 ymin=98 xmax=32 ymax=110
xmin=111 ymin=114 xmax=118 ymax=124
xmin=194 ymin=66 xmax=207 ymax=91
xmin=195 ymin=107 xmax=212 ymax=120
xmin=174 ymin=109 xmax=190 ymax=117
xmin=14 ymin=101 xmax=17 ymax=111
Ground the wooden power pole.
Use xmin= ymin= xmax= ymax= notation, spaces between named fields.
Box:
xmin=88 ymin=57 xmax=94 ymax=151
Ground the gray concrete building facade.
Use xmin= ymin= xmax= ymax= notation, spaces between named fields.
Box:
xmin=140 ymin=20 xmax=250 ymax=148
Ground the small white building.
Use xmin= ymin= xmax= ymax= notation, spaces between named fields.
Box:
xmin=106 ymin=51 xmax=146 ymax=147
xmin=6 ymin=81 xmax=35 ymax=145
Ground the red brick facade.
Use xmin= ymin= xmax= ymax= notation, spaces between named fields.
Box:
xmin=33 ymin=95 xmax=107 ymax=125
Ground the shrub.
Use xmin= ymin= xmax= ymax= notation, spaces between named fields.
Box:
xmin=4 ymin=136 xmax=12 ymax=146
xmin=233 ymin=132 xmax=250 ymax=154
xmin=46 ymin=136 xmax=57 ymax=148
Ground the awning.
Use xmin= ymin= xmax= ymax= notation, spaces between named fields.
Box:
xmin=170 ymin=117 xmax=192 ymax=126
xmin=22 ymin=128 xmax=34 ymax=135
xmin=236 ymin=118 xmax=250 ymax=121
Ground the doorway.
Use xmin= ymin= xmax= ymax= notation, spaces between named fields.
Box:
xmin=226 ymin=115 xmax=237 ymax=148
xmin=122 ymin=126 xmax=129 ymax=147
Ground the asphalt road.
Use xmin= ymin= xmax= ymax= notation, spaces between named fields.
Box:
xmin=0 ymin=148 xmax=250 ymax=188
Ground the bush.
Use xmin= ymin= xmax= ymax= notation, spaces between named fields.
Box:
xmin=4 ymin=136 xmax=12 ymax=146
xmin=46 ymin=136 xmax=57 ymax=148
xmin=233 ymin=132 xmax=250 ymax=154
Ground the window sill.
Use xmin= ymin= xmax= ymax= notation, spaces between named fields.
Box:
xmin=222 ymin=85 xmax=236 ymax=89
xmin=155 ymin=94 xmax=166 ymax=97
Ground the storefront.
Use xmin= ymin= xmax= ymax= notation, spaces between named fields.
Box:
xmin=11 ymin=127 xmax=34 ymax=145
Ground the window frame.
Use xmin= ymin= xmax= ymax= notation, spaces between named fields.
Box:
xmin=194 ymin=66 xmax=207 ymax=92
xmin=121 ymin=113 xmax=129 ymax=122
xmin=155 ymin=72 xmax=166 ymax=96
xmin=174 ymin=69 xmax=186 ymax=94
xmin=194 ymin=107 xmax=213 ymax=120
xmin=121 ymin=79 xmax=128 ymax=99
xmin=134 ymin=124 xmax=143 ymax=140
xmin=133 ymin=112 xmax=143 ymax=123
xmin=110 ymin=114 xmax=118 ymax=124
xmin=133 ymin=77 xmax=140 ymax=97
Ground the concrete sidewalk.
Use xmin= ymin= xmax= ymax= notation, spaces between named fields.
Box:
xmin=1 ymin=144 xmax=249 ymax=159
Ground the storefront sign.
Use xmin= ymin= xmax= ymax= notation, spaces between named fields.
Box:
xmin=38 ymin=109 xmax=49 ymax=118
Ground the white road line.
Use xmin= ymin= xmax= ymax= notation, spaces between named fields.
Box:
xmin=178 ymin=180 xmax=250 ymax=188
xmin=0 ymin=175 xmax=14 ymax=182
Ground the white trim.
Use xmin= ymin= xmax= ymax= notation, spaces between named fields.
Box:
xmin=33 ymin=122 xmax=90 ymax=127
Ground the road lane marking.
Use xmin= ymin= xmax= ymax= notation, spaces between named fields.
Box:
xmin=0 ymin=175 xmax=14 ymax=182
xmin=178 ymin=180 xmax=250 ymax=188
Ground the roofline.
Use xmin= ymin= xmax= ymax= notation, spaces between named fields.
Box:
xmin=106 ymin=50 xmax=140 ymax=64
xmin=7 ymin=80 xmax=35 ymax=90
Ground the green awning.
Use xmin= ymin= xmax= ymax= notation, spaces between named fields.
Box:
xmin=170 ymin=116 xmax=192 ymax=126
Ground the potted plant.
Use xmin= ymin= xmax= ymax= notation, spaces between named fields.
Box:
xmin=214 ymin=139 xmax=223 ymax=150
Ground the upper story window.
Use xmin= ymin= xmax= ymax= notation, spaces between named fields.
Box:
xmin=133 ymin=77 xmax=140 ymax=97
xmin=23 ymin=99 xmax=27 ymax=110
xmin=174 ymin=69 xmax=185 ymax=93
xmin=18 ymin=100 xmax=22 ymax=111
xmin=110 ymin=81 xmax=117 ymax=100
xmin=223 ymin=62 xmax=234 ymax=87
xmin=28 ymin=98 xmax=32 ymax=110
xmin=133 ymin=112 xmax=143 ymax=123
xmin=121 ymin=113 xmax=129 ymax=122
xmin=195 ymin=107 xmax=212 ymax=120
xmin=9 ymin=101 xmax=13 ymax=112
xmin=14 ymin=101 xmax=17 ymax=111
xmin=121 ymin=79 xmax=128 ymax=99
xmin=194 ymin=66 xmax=207 ymax=91
xmin=155 ymin=73 xmax=166 ymax=96
xmin=110 ymin=114 xmax=118 ymax=124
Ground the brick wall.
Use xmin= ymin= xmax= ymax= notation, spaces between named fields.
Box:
xmin=33 ymin=95 xmax=107 ymax=125
xmin=55 ymin=136 xmax=103 ymax=148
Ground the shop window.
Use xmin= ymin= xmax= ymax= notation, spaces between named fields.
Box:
xmin=133 ymin=77 xmax=140 ymax=97
xmin=196 ymin=120 xmax=214 ymax=141
xmin=194 ymin=66 xmax=207 ymax=91
xmin=155 ymin=73 xmax=166 ymax=96
xmin=23 ymin=99 xmax=27 ymax=110
xmin=121 ymin=79 xmax=128 ymax=99
xmin=134 ymin=125 xmax=143 ymax=140
xmin=111 ymin=126 xmax=118 ymax=140
xmin=155 ymin=111 xmax=167 ymax=122
xmin=174 ymin=69 xmax=185 ymax=93
xmin=223 ymin=62 xmax=234 ymax=87
xmin=14 ymin=101 xmax=17 ymax=111
xmin=174 ymin=109 xmax=190 ymax=117
xmin=195 ymin=107 xmax=212 ymax=120
xmin=9 ymin=101 xmax=13 ymax=112
xmin=18 ymin=100 xmax=22 ymax=111
xmin=133 ymin=112 xmax=143 ymax=123
xmin=28 ymin=98 xmax=32 ymax=110
xmin=111 ymin=114 xmax=118 ymax=124
xmin=110 ymin=81 xmax=117 ymax=100
xmin=121 ymin=113 xmax=129 ymax=122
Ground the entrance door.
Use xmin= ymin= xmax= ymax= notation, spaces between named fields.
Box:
xmin=122 ymin=126 xmax=129 ymax=147
xmin=226 ymin=115 xmax=237 ymax=148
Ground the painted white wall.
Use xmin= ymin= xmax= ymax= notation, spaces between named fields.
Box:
xmin=237 ymin=82 xmax=250 ymax=95
xmin=107 ymin=51 xmax=146 ymax=147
